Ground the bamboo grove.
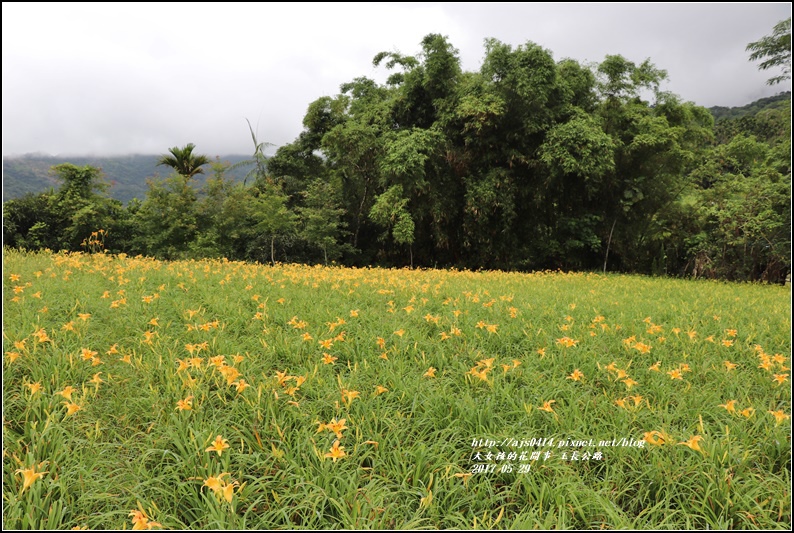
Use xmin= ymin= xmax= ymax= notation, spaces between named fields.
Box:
xmin=3 ymin=34 xmax=790 ymax=282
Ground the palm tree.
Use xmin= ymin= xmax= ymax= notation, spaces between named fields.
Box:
xmin=156 ymin=143 xmax=210 ymax=178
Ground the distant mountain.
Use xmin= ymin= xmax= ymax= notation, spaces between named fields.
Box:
xmin=708 ymin=91 xmax=791 ymax=123
xmin=2 ymin=153 xmax=255 ymax=204
xmin=6 ymin=93 xmax=791 ymax=204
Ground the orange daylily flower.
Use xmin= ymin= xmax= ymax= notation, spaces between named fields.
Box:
xmin=679 ymin=435 xmax=704 ymax=452
xmin=57 ymin=386 xmax=76 ymax=401
xmin=203 ymin=472 xmax=230 ymax=493
xmin=16 ymin=463 xmax=48 ymax=492
xmin=63 ymin=401 xmax=81 ymax=416
xmin=325 ymin=439 xmax=346 ymax=462
xmin=556 ymin=337 xmax=578 ymax=348
xmin=718 ymin=400 xmax=737 ymax=414
xmin=232 ymin=379 xmax=249 ymax=393
xmin=633 ymin=342 xmax=651 ymax=354
xmin=740 ymin=407 xmax=755 ymax=418
xmin=129 ymin=509 xmax=162 ymax=530
xmin=206 ymin=435 xmax=231 ymax=456
xmin=176 ymin=396 xmax=194 ymax=411
xmin=768 ymin=410 xmax=790 ymax=425
xmin=341 ymin=388 xmax=360 ymax=405
xmin=643 ymin=431 xmax=669 ymax=446
xmin=326 ymin=418 xmax=348 ymax=438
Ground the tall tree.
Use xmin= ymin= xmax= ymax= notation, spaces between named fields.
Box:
xmin=251 ymin=180 xmax=299 ymax=265
xmin=133 ymin=173 xmax=199 ymax=259
xmin=747 ymin=17 xmax=792 ymax=85
xmin=369 ymin=184 xmax=415 ymax=267
xmin=298 ymin=178 xmax=349 ymax=264
xmin=228 ymin=119 xmax=273 ymax=186
xmin=156 ymin=143 xmax=210 ymax=179
xmin=3 ymin=164 xmax=121 ymax=252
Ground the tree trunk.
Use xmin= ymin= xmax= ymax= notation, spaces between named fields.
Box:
xmin=603 ymin=218 xmax=617 ymax=274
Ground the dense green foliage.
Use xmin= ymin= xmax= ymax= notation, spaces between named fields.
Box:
xmin=709 ymin=91 xmax=791 ymax=123
xmin=3 ymin=30 xmax=791 ymax=282
xmin=746 ymin=16 xmax=792 ymax=86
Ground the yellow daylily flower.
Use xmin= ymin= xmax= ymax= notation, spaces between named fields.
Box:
xmin=719 ymin=400 xmax=737 ymax=414
xmin=129 ymin=509 xmax=162 ymax=530
xmin=679 ymin=435 xmax=704 ymax=452
xmin=176 ymin=396 xmax=193 ymax=411
xmin=63 ymin=401 xmax=81 ymax=416
xmin=325 ymin=439 xmax=346 ymax=462
xmin=16 ymin=463 xmax=48 ymax=492
xmin=643 ymin=431 xmax=668 ymax=446
xmin=206 ymin=435 xmax=230 ymax=456
xmin=768 ymin=410 xmax=790 ymax=425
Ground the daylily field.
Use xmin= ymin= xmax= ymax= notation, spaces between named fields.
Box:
xmin=3 ymin=249 xmax=791 ymax=529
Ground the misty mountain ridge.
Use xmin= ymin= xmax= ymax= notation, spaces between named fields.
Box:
xmin=2 ymin=153 xmax=255 ymax=204
xmin=708 ymin=91 xmax=790 ymax=122
xmin=3 ymin=92 xmax=790 ymax=204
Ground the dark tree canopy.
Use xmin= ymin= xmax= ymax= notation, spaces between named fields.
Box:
xmin=4 ymin=34 xmax=790 ymax=283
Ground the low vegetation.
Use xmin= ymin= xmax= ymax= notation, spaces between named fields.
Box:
xmin=3 ymin=249 xmax=790 ymax=529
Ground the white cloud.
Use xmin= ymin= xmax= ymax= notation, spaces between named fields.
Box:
xmin=2 ymin=2 xmax=790 ymax=156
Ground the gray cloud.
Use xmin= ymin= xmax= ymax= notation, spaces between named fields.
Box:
xmin=2 ymin=2 xmax=790 ymax=157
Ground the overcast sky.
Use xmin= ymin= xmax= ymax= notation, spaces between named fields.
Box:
xmin=2 ymin=2 xmax=791 ymax=157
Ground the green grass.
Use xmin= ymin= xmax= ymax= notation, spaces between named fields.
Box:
xmin=3 ymin=249 xmax=791 ymax=529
